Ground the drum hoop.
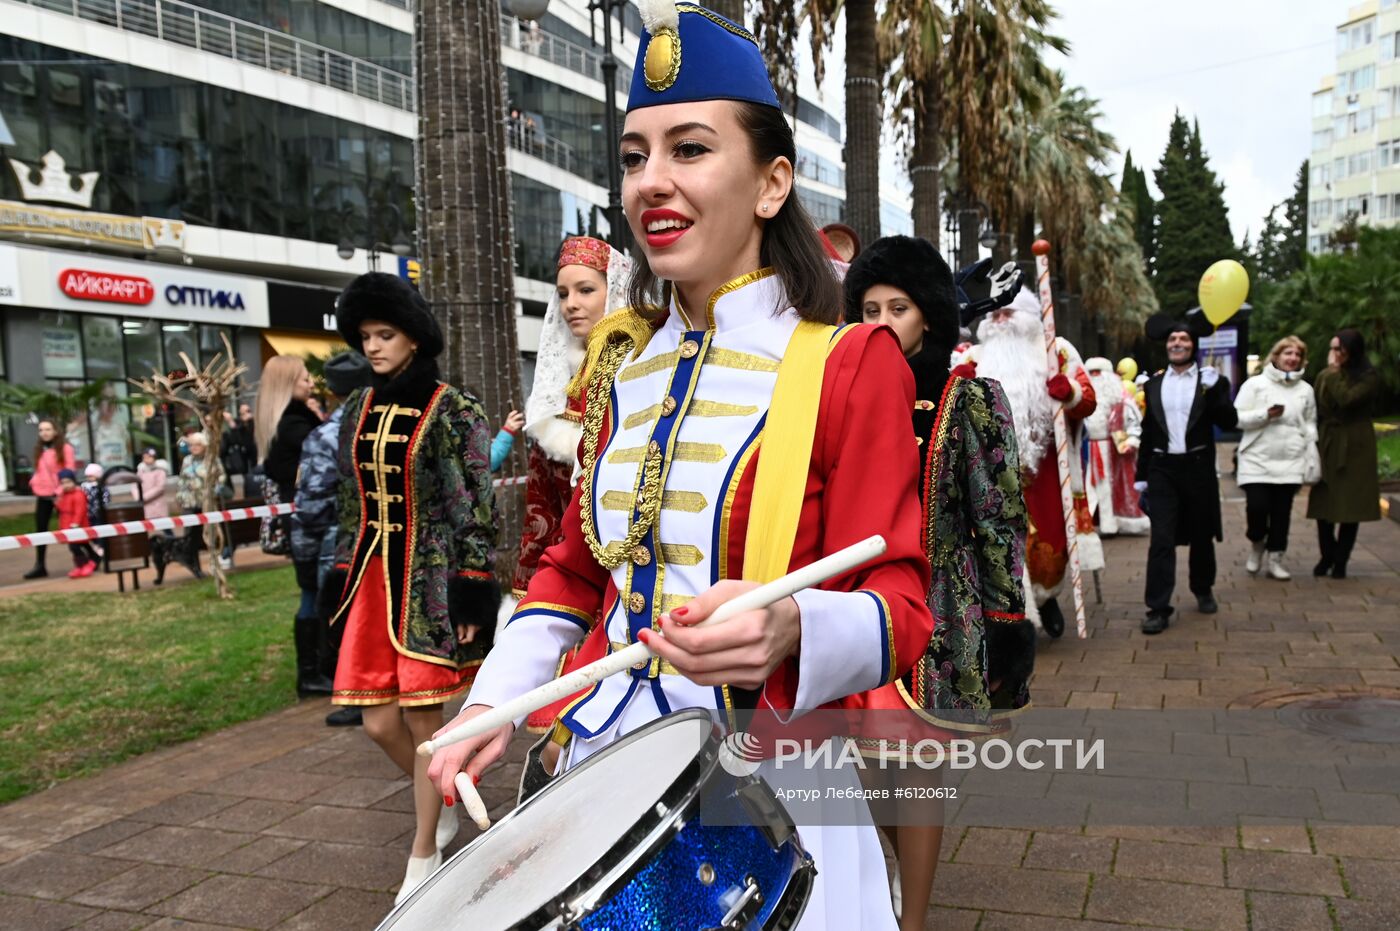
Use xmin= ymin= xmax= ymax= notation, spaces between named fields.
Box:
xmin=391 ymin=710 xmax=722 ymax=930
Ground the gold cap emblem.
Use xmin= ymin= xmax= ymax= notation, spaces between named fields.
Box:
xmin=644 ymin=27 xmax=681 ymax=92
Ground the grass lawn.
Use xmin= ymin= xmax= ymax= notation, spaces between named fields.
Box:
xmin=0 ymin=565 xmax=302 ymax=804
xmin=0 ymin=511 xmax=38 ymax=539
xmin=1378 ymin=421 xmax=1400 ymax=482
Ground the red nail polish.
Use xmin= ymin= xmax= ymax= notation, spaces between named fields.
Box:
xmin=444 ymin=796 xmax=454 ymax=807
xmin=672 ymin=606 xmax=689 ymax=618
xmin=472 ymin=774 xmax=481 ymax=786
xmin=638 ymin=629 xmax=651 ymax=644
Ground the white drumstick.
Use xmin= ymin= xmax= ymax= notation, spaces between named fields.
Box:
xmin=453 ymin=772 xmax=491 ymax=830
xmin=418 ymin=534 xmax=886 ymax=758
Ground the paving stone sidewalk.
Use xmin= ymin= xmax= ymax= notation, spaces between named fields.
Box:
xmin=1 ymin=455 xmax=1397 ymax=930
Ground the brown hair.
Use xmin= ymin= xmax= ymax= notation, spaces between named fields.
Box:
xmin=1266 ymin=335 xmax=1308 ymax=370
xmin=625 ymin=101 xmax=843 ymax=323
xmin=32 ymin=419 xmax=63 ymax=468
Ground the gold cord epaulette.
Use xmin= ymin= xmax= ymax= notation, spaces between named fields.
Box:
xmin=566 ymin=306 xmax=663 ymax=403
xmin=577 ymin=333 xmax=663 ymax=568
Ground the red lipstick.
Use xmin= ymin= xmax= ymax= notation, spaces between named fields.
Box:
xmin=640 ymin=208 xmax=693 ymax=249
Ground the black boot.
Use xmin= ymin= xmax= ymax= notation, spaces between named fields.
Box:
xmin=325 ymin=706 xmax=361 ymax=726
xmin=22 ymin=562 xmax=48 ymax=580
xmin=1332 ymin=534 xmax=1355 ymax=580
xmin=1040 ymin=597 xmax=1066 ymax=639
xmin=1314 ymin=522 xmax=1335 ymax=577
xmin=294 ymin=616 xmax=333 ymax=696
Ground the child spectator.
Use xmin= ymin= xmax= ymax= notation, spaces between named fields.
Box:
xmin=490 ymin=410 xmax=525 ymax=473
xmin=81 ymin=463 xmax=110 ymax=560
xmin=56 ymin=469 xmax=97 ymax=578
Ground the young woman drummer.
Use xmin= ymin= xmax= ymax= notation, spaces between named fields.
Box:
xmin=321 ymin=272 xmax=500 ymax=904
xmin=429 ymin=2 xmax=933 ymax=926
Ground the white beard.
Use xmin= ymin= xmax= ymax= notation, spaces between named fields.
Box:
xmin=976 ymin=312 xmax=1054 ymax=475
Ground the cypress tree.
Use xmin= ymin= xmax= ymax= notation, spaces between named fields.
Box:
xmin=1152 ymin=113 xmax=1237 ymax=315
xmin=1119 ymin=149 xmax=1155 ymax=272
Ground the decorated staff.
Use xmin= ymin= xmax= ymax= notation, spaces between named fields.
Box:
xmin=1031 ymin=240 xmax=1089 ymax=639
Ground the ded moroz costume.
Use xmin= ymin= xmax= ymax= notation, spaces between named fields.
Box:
xmin=457 ymin=3 xmax=933 ymax=926
xmin=1084 ymin=356 xmax=1149 ymax=536
xmin=954 ymin=289 xmax=1103 ymax=636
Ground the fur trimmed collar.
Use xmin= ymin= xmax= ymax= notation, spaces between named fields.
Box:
xmin=370 ymin=356 xmax=443 ymax=407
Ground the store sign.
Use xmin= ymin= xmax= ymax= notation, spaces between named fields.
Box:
xmin=0 ymin=200 xmax=186 ymax=253
xmin=165 ymin=284 xmax=246 ymax=310
xmin=58 ymin=268 xmax=155 ymax=305
xmin=0 ymin=244 xmax=21 ymax=305
xmin=41 ymin=326 xmax=83 ymax=378
xmin=30 ymin=245 xmax=269 ymax=327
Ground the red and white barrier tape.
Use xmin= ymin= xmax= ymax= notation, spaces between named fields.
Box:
xmin=0 ymin=503 xmax=296 ymax=552
xmin=0 ymin=475 xmax=529 ymax=551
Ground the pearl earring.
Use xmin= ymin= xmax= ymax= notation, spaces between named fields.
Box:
xmin=761 ymin=203 xmax=770 ymax=213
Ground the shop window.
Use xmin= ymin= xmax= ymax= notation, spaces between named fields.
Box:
xmin=123 ymin=318 xmax=163 ymax=379
xmin=40 ymin=313 xmax=84 ymax=380
xmin=162 ymin=323 xmax=199 ymax=377
xmin=82 ymin=315 xmax=125 ymax=381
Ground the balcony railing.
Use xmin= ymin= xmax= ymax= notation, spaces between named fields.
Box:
xmin=507 ymin=117 xmax=577 ymax=175
xmin=20 ymin=0 xmax=416 ymax=112
xmin=499 ymin=13 xmax=631 ymax=95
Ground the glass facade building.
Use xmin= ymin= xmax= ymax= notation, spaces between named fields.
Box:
xmin=0 ymin=37 xmax=415 ymax=245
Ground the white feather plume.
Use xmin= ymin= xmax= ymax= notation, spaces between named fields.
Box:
xmin=638 ymin=0 xmax=679 ymax=32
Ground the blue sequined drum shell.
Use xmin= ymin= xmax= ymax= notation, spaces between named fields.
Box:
xmin=376 ymin=711 xmax=814 ymax=930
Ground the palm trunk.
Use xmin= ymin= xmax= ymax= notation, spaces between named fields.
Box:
xmin=417 ymin=0 xmax=524 ymax=579
xmin=844 ymin=0 xmax=881 ymax=246
xmin=707 ymin=0 xmax=745 ymax=25
xmin=909 ymin=85 xmax=940 ymax=248
xmin=956 ymin=185 xmax=978 ymax=269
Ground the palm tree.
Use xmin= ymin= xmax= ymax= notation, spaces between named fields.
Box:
xmin=754 ymin=0 xmax=879 ymax=243
xmin=878 ymin=0 xmax=948 ymax=243
xmin=418 ymin=0 xmax=525 ymax=570
xmin=417 ymin=0 xmax=522 ymax=437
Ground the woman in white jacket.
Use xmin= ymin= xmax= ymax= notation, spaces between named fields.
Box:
xmin=1234 ymin=336 xmax=1317 ymax=579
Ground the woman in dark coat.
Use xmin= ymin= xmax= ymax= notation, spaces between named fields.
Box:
xmin=1308 ymin=328 xmax=1382 ymax=578
xmin=256 ymin=354 xmax=327 ymax=693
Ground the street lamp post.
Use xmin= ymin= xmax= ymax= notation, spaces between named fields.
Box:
xmin=510 ymin=0 xmax=626 ymax=250
xmin=588 ymin=0 xmax=628 ymax=251
xmin=337 ymin=201 xmax=413 ymax=271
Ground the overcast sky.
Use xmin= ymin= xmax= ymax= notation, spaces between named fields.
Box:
xmin=797 ymin=0 xmax=1345 ymax=241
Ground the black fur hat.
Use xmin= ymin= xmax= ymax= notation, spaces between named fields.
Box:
xmin=336 ymin=272 xmax=444 ymax=359
xmin=842 ymin=235 xmax=959 ymax=355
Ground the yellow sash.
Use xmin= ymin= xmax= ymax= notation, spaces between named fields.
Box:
xmin=741 ymin=322 xmax=859 ymax=582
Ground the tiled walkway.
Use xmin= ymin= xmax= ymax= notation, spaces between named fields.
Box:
xmin=1 ymin=458 xmax=1397 ymax=930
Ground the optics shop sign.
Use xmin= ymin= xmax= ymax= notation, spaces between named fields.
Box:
xmin=36 ymin=247 xmax=269 ymax=327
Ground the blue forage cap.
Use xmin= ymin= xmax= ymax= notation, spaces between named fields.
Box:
xmin=627 ymin=1 xmax=780 ymax=112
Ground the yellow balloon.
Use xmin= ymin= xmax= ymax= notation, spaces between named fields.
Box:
xmin=1116 ymin=357 xmax=1138 ymax=382
xmin=1198 ymin=259 xmax=1250 ymax=326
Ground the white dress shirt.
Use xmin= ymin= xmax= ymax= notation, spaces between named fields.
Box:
xmin=1161 ymin=363 xmax=1197 ymax=453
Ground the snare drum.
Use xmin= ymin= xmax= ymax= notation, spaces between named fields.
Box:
xmin=378 ymin=710 xmax=814 ymax=930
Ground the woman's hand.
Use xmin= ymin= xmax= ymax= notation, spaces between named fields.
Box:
xmin=1267 ymin=403 xmax=1285 ymax=420
xmin=503 ymin=410 xmax=525 ymax=434
xmin=427 ymin=704 xmax=514 ymax=801
xmin=455 ymin=623 xmax=481 ymax=644
xmin=1327 ymin=348 xmax=1341 ymax=370
xmin=640 ymin=580 xmax=802 ymax=690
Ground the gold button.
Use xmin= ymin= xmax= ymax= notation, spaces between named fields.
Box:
xmin=679 ymin=339 xmax=699 ymax=359
xmin=648 ymin=439 xmax=661 ymax=456
xmin=628 ymin=591 xmax=646 ymax=614
xmin=661 ymin=396 xmax=678 ymax=417
xmin=632 ymin=545 xmax=652 ymax=567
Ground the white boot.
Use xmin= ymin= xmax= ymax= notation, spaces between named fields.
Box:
xmin=435 ymin=803 xmax=459 ymax=850
xmin=1246 ymin=540 xmax=1265 ymax=574
xmin=394 ymin=849 xmax=442 ymax=905
xmin=1266 ymin=551 xmax=1292 ymax=581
